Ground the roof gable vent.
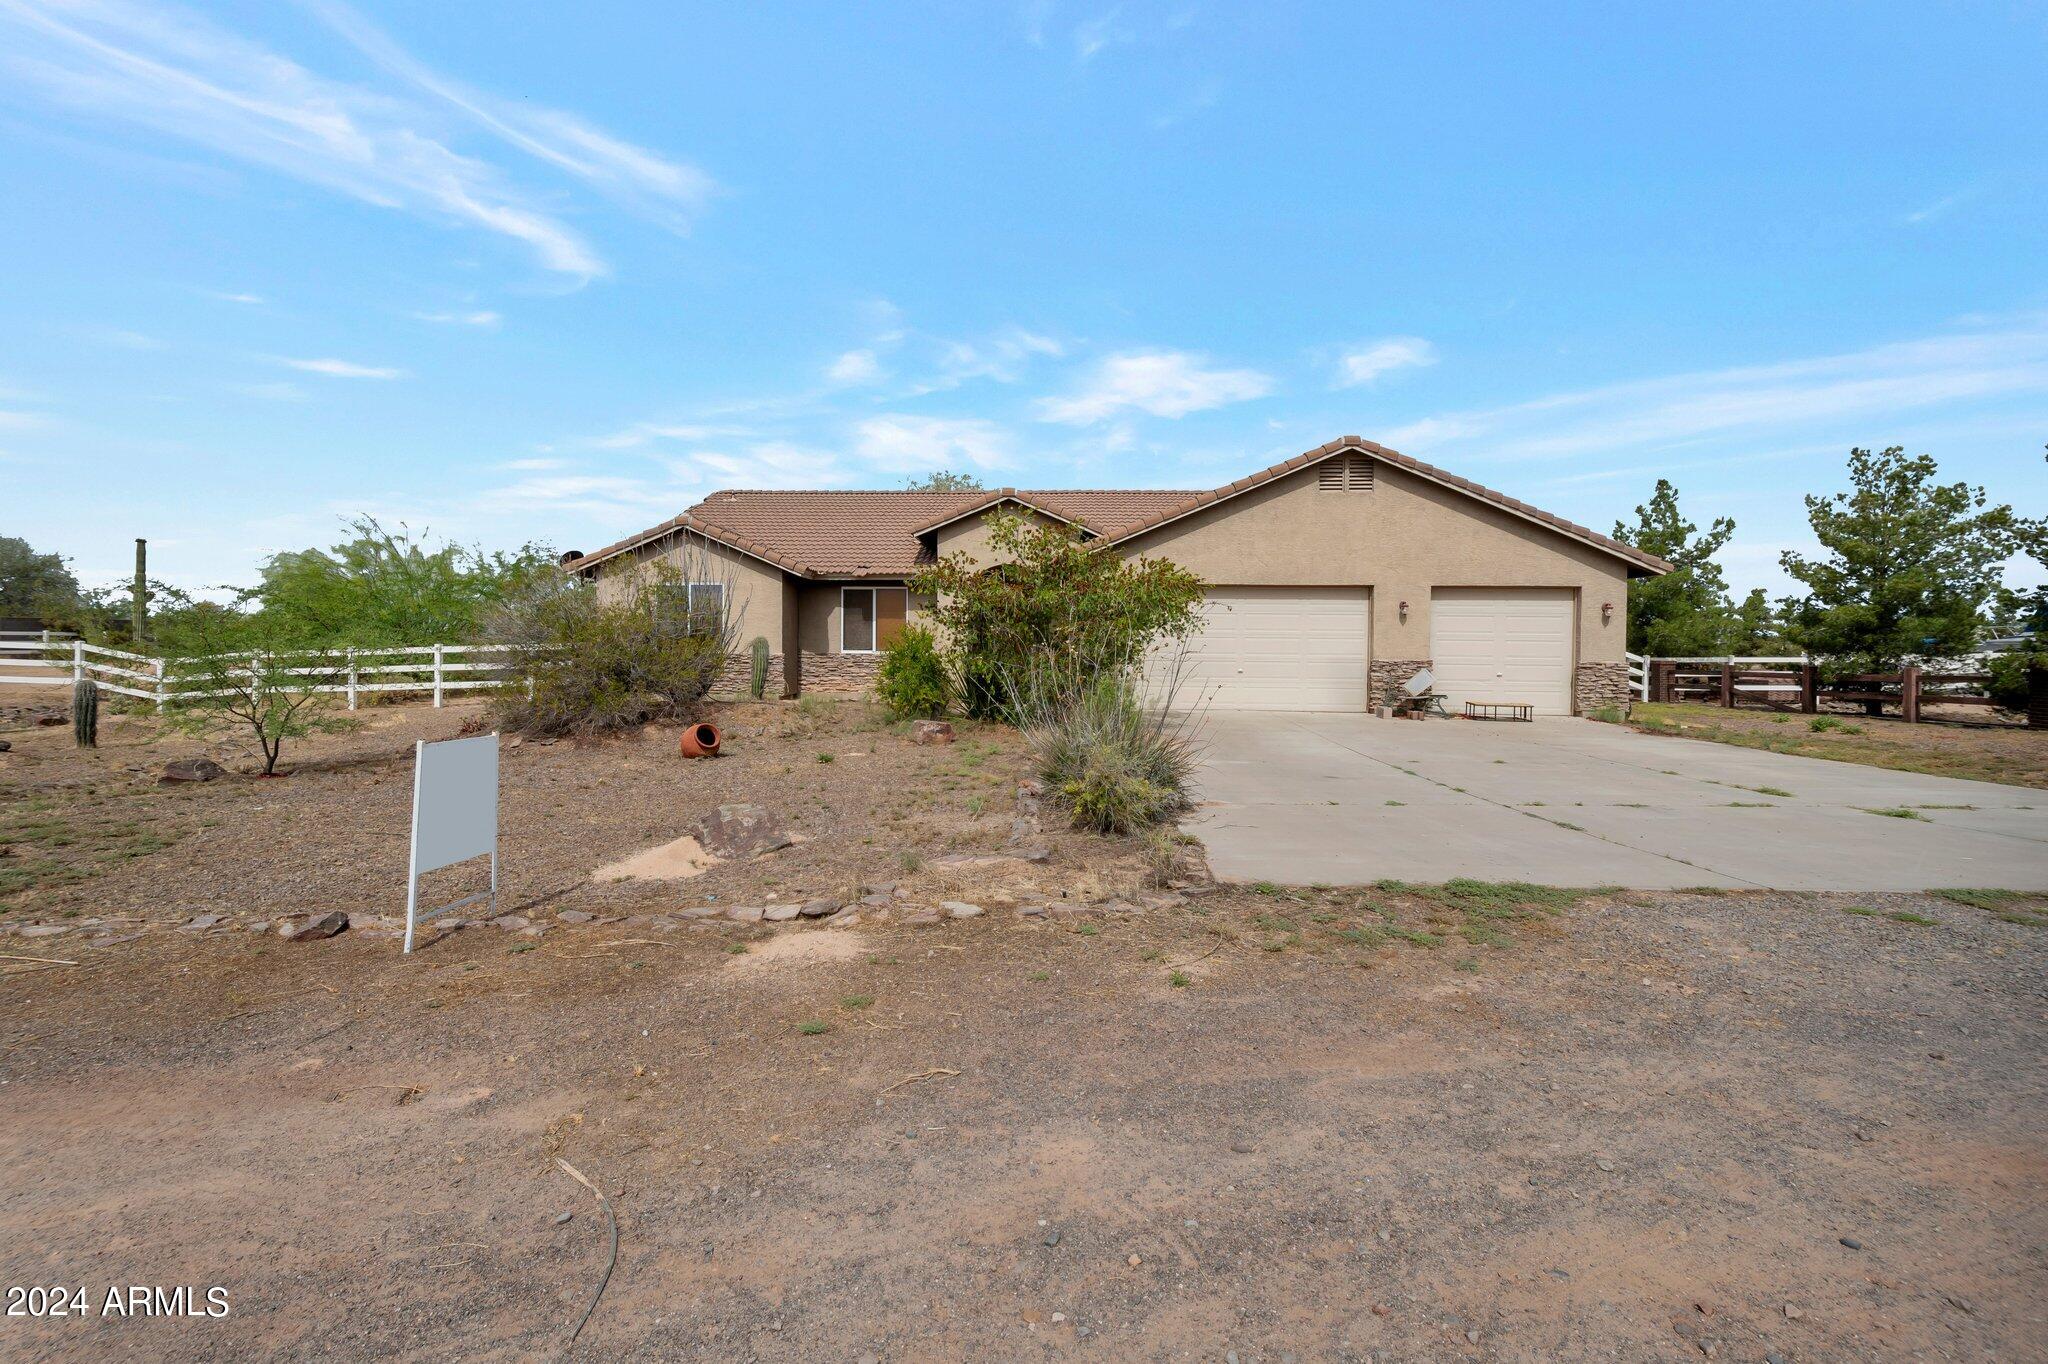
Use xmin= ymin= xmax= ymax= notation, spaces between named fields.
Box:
xmin=1317 ymin=453 xmax=1374 ymax=491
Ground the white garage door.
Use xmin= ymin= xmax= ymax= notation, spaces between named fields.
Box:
xmin=1154 ymin=587 xmax=1370 ymax=711
xmin=1429 ymin=589 xmax=1576 ymax=715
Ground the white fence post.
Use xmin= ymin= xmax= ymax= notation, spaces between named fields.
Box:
xmin=432 ymin=644 xmax=444 ymax=708
xmin=72 ymin=639 xmax=84 ymax=683
xmin=347 ymin=648 xmax=358 ymax=711
xmin=153 ymin=658 xmax=166 ymax=713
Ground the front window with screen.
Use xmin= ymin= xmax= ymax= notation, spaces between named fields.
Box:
xmin=842 ymin=586 xmax=907 ymax=653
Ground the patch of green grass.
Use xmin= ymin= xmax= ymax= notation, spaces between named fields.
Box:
xmin=1588 ymin=705 xmax=1626 ymax=724
xmin=1252 ymin=880 xmax=1280 ymax=896
xmin=1333 ymin=926 xmax=1387 ymax=948
xmin=795 ymin=1019 xmax=832 ymax=1035
xmin=839 ymin=994 xmax=874 ymax=1010
xmin=1549 ymin=820 xmax=1585 ymax=831
xmin=1458 ymin=922 xmax=1512 ymax=947
xmin=1913 ymin=803 xmax=1975 ymax=811
xmin=724 ymin=942 xmax=750 ymax=955
xmin=1724 ymin=801 xmax=1775 ymax=808
xmin=1809 ymin=715 xmax=1846 ymax=733
xmin=1842 ymin=906 xmax=1879 ymax=917
xmin=1251 ymin=913 xmax=1295 ymax=932
xmin=1029 ymin=970 xmax=1050 ymax=982
xmin=1384 ymin=925 xmax=1442 ymax=948
xmin=1886 ymin=911 xmax=1938 ymax=926
xmin=1859 ymin=807 xmax=1928 ymax=821
xmin=1074 ymin=922 xmax=1100 ymax=936
xmin=1455 ymin=957 xmax=1481 ymax=972
xmin=1928 ymin=887 xmax=2024 ymax=911
xmin=816 ymin=752 xmax=835 ymax=764
xmin=1678 ymin=886 xmax=1730 ymax=896
xmin=1168 ymin=969 xmax=1190 ymax=988
xmin=508 ymin=942 xmax=537 ymax=954
xmin=1384 ymin=800 xmax=1405 ymax=807
xmin=1750 ymin=786 xmax=1795 ymax=798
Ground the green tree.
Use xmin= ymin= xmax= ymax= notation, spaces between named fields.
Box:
xmin=902 ymin=470 xmax=985 ymax=493
xmin=1778 ymin=446 xmax=2039 ymax=669
xmin=257 ymin=516 xmax=554 ymax=645
xmin=1612 ymin=480 xmax=1735 ymax=655
xmin=911 ymin=512 xmax=1206 ymax=718
xmin=1724 ymin=589 xmax=1786 ymax=654
xmin=153 ymin=587 xmax=355 ymax=775
xmin=0 ymin=535 xmax=83 ymax=619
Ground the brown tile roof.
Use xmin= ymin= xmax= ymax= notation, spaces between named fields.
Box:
xmin=568 ymin=488 xmax=1196 ymax=578
xmin=1100 ymin=436 xmax=1675 ymax=576
xmin=566 ymin=438 xmax=1673 ymax=579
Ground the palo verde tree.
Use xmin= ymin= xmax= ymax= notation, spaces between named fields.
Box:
xmin=1778 ymin=446 xmax=2041 ymax=670
xmin=911 ymin=512 xmax=1206 ymax=718
xmin=1611 ymin=480 xmax=1736 ymax=655
xmin=152 ymin=587 xmax=356 ymax=775
xmin=257 ymin=516 xmax=555 ymax=646
xmin=0 ymin=535 xmax=83 ymax=620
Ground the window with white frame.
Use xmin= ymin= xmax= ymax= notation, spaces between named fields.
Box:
xmin=841 ymin=586 xmax=907 ymax=653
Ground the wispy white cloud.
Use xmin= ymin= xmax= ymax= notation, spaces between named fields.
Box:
xmin=1036 ymin=349 xmax=1273 ymax=424
xmin=277 ymin=356 xmax=404 ymax=379
xmin=0 ymin=0 xmax=708 ymax=279
xmin=500 ymin=456 xmax=564 ymax=471
xmin=1074 ymin=9 xmax=1131 ymax=62
xmin=0 ymin=407 xmax=48 ymax=430
xmin=667 ymin=441 xmax=855 ymax=489
xmin=413 ymin=309 xmax=500 ymax=327
xmin=589 ymin=421 xmax=754 ymax=449
xmin=474 ymin=473 xmax=664 ymax=524
xmin=856 ymin=415 xmax=1014 ymax=472
xmin=1334 ymin=336 xmax=1436 ymax=388
xmin=1381 ymin=321 xmax=2048 ymax=462
xmin=826 ymin=348 xmax=885 ymax=386
xmin=80 ymin=325 xmax=166 ymax=350
xmin=1904 ymin=185 xmax=1982 ymax=225
xmin=207 ymin=289 xmax=262 ymax=304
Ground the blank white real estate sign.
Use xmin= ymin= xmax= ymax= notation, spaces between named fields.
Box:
xmin=404 ymin=732 xmax=499 ymax=952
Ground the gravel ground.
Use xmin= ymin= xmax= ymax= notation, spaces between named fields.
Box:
xmin=2 ymin=700 xmax=2044 ymax=1361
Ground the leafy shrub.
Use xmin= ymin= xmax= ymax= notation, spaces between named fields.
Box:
xmin=484 ymin=556 xmax=735 ymax=737
xmin=1986 ymin=651 xmax=2047 ymax=710
xmin=911 ymin=512 xmax=1205 ymax=719
xmin=1020 ymin=666 xmax=1198 ymax=835
xmin=876 ymin=625 xmax=950 ymax=719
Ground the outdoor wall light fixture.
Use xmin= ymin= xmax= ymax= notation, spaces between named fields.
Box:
xmin=1602 ymin=601 xmax=1615 ymax=622
xmin=1398 ymin=599 xmax=1409 ymax=622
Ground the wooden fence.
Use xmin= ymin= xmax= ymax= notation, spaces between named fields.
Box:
xmin=0 ymin=633 xmax=517 ymax=710
xmin=1636 ymin=653 xmax=2032 ymax=725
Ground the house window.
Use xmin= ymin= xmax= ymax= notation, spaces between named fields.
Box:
xmin=841 ymin=586 xmax=907 ymax=653
xmin=1318 ymin=454 xmax=1373 ymax=490
xmin=656 ymin=581 xmax=726 ymax=631
xmin=686 ymin=582 xmax=726 ymax=619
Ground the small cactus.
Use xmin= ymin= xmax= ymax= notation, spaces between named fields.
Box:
xmin=73 ymin=678 xmax=99 ymax=748
xmin=749 ymin=636 xmax=770 ymax=700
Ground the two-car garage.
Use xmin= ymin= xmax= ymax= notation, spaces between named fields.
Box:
xmin=1158 ymin=585 xmax=1578 ymax=715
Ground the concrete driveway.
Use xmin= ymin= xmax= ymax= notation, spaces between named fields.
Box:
xmin=1187 ymin=712 xmax=2048 ymax=890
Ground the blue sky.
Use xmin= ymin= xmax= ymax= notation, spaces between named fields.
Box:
xmin=2 ymin=0 xmax=2043 ymax=597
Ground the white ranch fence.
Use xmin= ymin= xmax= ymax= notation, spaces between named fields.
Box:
xmin=0 ymin=632 xmax=517 ymax=711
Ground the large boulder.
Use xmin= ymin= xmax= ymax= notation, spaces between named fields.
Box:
xmin=910 ymin=721 xmax=955 ymax=746
xmin=161 ymin=758 xmax=226 ymax=784
xmin=693 ymin=804 xmax=793 ymax=858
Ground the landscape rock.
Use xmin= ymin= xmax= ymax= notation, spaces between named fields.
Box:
xmin=679 ymin=905 xmax=722 ymax=918
xmin=910 ymin=720 xmax=955 ymax=745
xmin=824 ymin=911 xmax=862 ymax=929
xmin=19 ymin=924 xmax=70 ymax=938
xmin=160 ymin=758 xmax=226 ymax=784
xmin=557 ymin=910 xmax=594 ymax=924
xmin=491 ymin=916 xmax=530 ymax=931
xmin=0 ymin=740 xmax=11 ymax=752
xmin=799 ymin=898 xmax=840 ymax=918
xmin=693 ymin=804 xmax=794 ymax=858
xmin=286 ymin=911 xmax=349 ymax=941
xmin=902 ymin=910 xmax=943 ymax=927
xmin=942 ymin=901 xmax=984 ymax=919
xmin=763 ymin=904 xmax=800 ymax=922
xmin=724 ymin=906 xmax=765 ymax=923
xmin=860 ymin=893 xmax=893 ymax=908
xmin=1016 ymin=904 xmax=1047 ymax=917
xmin=179 ymin=914 xmax=222 ymax=931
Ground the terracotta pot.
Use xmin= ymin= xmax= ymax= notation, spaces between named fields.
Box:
xmin=679 ymin=722 xmax=722 ymax=758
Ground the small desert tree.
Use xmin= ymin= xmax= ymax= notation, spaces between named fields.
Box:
xmin=902 ymin=470 xmax=985 ymax=492
xmin=912 ymin=512 xmax=1206 ymax=719
xmin=1778 ymin=447 xmax=2040 ymax=670
xmin=258 ymin=516 xmax=555 ymax=645
xmin=153 ymin=589 xmax=355 ymax=775
xmin=1612 ymin=480 xmax=1735 ymax=656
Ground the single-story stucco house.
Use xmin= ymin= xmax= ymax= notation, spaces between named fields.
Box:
xmin=566 ymin=435 xmax=1672 ymax=715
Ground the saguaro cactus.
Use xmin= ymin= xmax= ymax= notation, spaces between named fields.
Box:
xmin=749 ymin=637 xmax=770 ymax=700
xmin=73 ymin=678 xmax=99 ymax=748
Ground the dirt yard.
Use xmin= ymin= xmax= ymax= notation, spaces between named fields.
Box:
xmin=3 ymin=698 xmax=2045 ymax=1362
xmin=1618 ymin=701 xmax=2048 ymax=789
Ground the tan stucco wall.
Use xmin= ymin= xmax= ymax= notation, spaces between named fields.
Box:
xmin=931 ymin=506 xmax=1068 ymax=570
xmin=1114 ymin=463 xmax=1631 ymax=666
xmin=589 ymin=531 xmax=786 ymax=653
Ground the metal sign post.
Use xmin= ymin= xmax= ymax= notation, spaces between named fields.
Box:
xmin=403 ymin=733 xmax=500 ymax=953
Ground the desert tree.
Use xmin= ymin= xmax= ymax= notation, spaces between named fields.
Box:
xmin=152 ymin=588 xmax=355 ymax=776
xmin=1611 ymin=480 xmax=1735 ymax=656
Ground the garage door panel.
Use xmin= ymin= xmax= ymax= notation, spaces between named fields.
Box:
xmin=1429 ymin=589 xmax=1574 ymax=715
xmin=1155 ymin=587 xmax=1370 ymax=711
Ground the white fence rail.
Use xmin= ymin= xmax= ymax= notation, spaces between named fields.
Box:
xmin=0 ymin=637 xmax=517 ymax=710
